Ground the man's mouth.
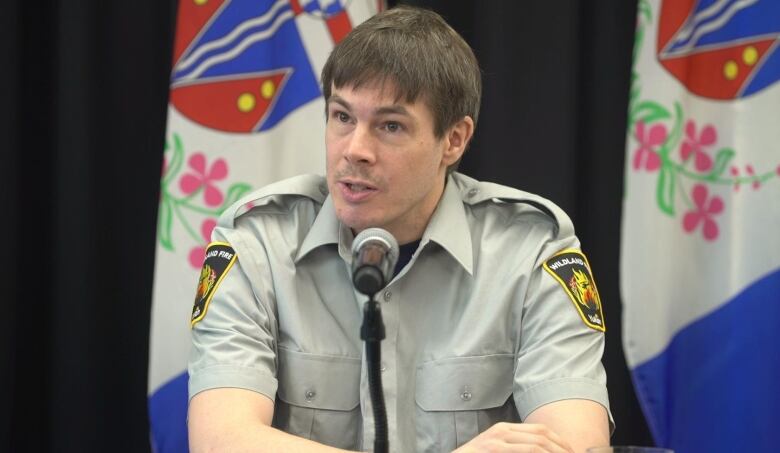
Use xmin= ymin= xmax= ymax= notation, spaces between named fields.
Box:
xmin=345 ymin=182 xmax=374 ymax=192
xmin=338 ymin=180 xmax=378 ymax=202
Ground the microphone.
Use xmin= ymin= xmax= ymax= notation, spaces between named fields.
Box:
xmin=352 ymin=228 xmax=397 ymax=453
xmin=351 ymin=228 xmax=399 ymax=296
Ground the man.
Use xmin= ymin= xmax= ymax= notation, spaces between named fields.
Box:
xmin=188 ymin=6 xmax=612 ymax=452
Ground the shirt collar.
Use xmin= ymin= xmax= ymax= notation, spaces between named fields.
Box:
xmin=295 ymin=174 xmax=473 ymax=275
xmin=295 ymin=196 xmax=342 ymax=263
xmin=420 ymin=174 xmax=473 ymax=275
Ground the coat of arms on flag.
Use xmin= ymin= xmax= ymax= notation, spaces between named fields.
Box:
xmin=148 ymin=2 xmax=382 ymax=451
xmin=621 ymin=1 xmax=779 ymax=452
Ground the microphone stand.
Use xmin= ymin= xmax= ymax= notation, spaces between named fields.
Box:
xmin=360 ymin=295 xmax=388 ymax=453
xmin=352 ymin=228 xmax=397 ymax=453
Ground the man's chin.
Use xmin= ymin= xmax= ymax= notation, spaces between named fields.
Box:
xmin=342 ymin=219 xmax=376 ymax=235
xmin=334 ymin=198 xmax=395 ymax=230
xmin=336 ymin=211 xmax=380 ymax=235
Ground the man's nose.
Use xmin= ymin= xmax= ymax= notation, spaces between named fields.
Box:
xmin=344 ymin=125 xmax=377 ymax=165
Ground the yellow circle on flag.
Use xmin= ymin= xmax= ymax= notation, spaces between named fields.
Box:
xmin=261 ymin=80 xmax=276 ymax=99
xmin=194 ymin=0 xmax=208 ymax=5
xmin=237 ymin=93 xmax=256 ymax=112
xmin=743 ymin=46 xmax=758 ymax=66
xmin=723 ymin=60 xmax=738 ymax=80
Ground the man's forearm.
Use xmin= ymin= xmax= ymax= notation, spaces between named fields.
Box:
xmin=525 ymin=399 xmax=610 ymax=453
xmin=190 ymin=423 xmax=356 ymax=453
xmin=188 ymin=388 xmax=357 ymax=453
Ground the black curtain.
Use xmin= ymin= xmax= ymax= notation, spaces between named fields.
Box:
xmin=2 ymin=1 xmax=176 ymax=451
xmin=2 ymin=0 xmax=651 ymax=451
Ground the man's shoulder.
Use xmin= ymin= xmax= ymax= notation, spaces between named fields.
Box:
xmin=451 ymin=172 xmax=574 ymax=238
xmin=217 ymin=174 xmax=328 ymax=229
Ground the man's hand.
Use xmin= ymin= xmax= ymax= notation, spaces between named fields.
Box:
xmin=453 ymin=422 xmax=574 ymax=453
xmin=454 ymin=399 xmax=610 ymax=453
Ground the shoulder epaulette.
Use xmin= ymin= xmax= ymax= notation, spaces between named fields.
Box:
xmin=452 ymin=173 xmax=574 ymax=238
xmin=217 ymin=174 xmax=328 ymax=228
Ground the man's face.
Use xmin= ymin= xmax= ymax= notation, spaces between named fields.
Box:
xmin=325 ymin=82 xmax=454 ymax=244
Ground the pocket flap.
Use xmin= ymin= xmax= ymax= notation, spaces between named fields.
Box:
xmin=416 ymin=354 xmax=514 ymax=411
xmin=277 ymin=348 xmax=362 ymax=411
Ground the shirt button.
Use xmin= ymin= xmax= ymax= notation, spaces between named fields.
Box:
xmin=467 ymin=188 xmax=479 ymax=197
xmin=383 ymin=291 xmax=392 ymax=302
xmin=305 ymin=389 xmax=316 ymax=402
xmin=380 ymin=362 xmax=387 ymax=372
xmin=460 ymin=390 xmax=472 ymax=401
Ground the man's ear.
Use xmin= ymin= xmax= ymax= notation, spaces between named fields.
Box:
xmin=442 ymin=116 xmax=475 ymax=167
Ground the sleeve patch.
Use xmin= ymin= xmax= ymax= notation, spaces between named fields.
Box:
xmin=191 ymin=242 xmax=237 ymax=327
xmin=542 ymin=249 xmax=605 ymax=332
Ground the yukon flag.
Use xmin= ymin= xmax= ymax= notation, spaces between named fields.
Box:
xmin=148 ymin=1 xmax=382 ymax=451
xmin=621 ymin=1 xmax=780 ymax=452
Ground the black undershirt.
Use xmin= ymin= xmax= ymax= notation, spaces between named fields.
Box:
xmin=393 ymin=240 xmax=421 ymax=278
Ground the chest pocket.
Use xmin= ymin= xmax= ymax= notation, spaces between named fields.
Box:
xmin=273 ymin=348 xmax=362 ymax=450
xmin=415 ymin=354 xmax=519 ymax=452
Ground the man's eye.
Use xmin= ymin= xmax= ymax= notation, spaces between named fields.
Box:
xmin=385 ymin=122 xmax=401 ymax=132
xmin=336 ymin=111 xmax=350 ymax=123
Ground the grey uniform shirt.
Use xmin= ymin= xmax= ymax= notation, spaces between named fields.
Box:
xmin=189 ymin=172 xmax=612 ymax=452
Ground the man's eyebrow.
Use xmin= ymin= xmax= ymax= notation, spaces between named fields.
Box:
xmin=375 ymin=105 xmax=411 ymax=116
xmin=328 ymin=95 xmax=351 ymax=110
xmin=327 ymin=95 xmax=412 ymax=117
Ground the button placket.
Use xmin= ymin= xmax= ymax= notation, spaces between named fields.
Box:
xmin=381 ymin=284 xmax=399 ymax=446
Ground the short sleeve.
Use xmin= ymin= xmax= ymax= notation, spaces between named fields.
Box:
xmin=512 ymin=233 xmax=614 ymax=428
xmin=187 ymin=226 xmax=279 ymax=402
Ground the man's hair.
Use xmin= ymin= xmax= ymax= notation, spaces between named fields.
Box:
xmin=321 ymin=6 xmax=481 ymax=156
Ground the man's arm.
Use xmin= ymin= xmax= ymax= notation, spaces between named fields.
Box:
xmin=525 ymin=399 xmax=610 ymax=452
xmin=188 ymin=388 xmax=355 ymax=453
xmin=454 ymin=399 xmax=609 ymax=453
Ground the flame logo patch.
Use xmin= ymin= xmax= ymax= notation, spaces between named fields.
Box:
xmin=543 ymin=249 xmax=605 ymax=332
xmin=191 ymin=242 xmax=237 ymax=326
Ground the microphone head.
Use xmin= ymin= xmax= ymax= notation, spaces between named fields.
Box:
xmin=351 ymin=228 xmax=399 ymax=296
xmin=352 ymin=228 xmax=400 ymax=261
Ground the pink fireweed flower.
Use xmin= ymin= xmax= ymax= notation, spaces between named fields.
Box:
xmin=730 ymin=166 xmax=741 ymax=191
xmin=180 ymin=153 xmax=228 ymax=206
xmin=633 ymin=120 xmax=665 ymax=171
xmin=680 ymin=120 xmax=716 ymax=172
xmin=683 ymin=184 xmax=724 ymax=241
xmin=189 ymin=218 xmax=218 ymax=269
xmin=744 ymin=164 xmax=761 ymax=190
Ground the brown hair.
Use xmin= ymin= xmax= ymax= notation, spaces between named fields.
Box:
xmin=321 ymin=6 xmax=481 ymax=144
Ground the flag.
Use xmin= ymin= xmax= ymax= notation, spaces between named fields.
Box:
xmin=621 ymin=1 xmax=780 ymax=452
xmin=148 ymin=1 xmax=382 ymax=451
